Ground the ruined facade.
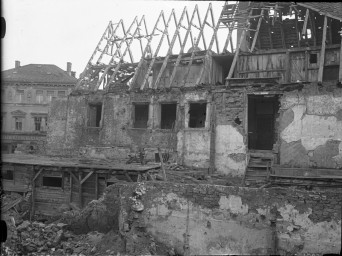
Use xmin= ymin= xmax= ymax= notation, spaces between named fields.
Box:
xmin=46 ymin=2 xmax=342 ymax=183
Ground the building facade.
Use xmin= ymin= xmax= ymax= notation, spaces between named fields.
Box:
xmin=1 ymin=61 xmax=77 ymax=154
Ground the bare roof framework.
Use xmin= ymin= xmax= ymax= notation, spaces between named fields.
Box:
xmin=75 ymin=2 xmax=244 ymax=91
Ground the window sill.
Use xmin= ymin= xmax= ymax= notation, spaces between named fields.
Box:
xmin=129 ymin=127 xmax=149 ymax=130
xmin=184 ymin=128 xmax=209 ymax=132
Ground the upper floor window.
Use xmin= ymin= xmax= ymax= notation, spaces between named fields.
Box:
xmin=47 ymin=91 xmax=55 ymax=102
xmin=15 ymin=117 xmax=23 ymax=131
xmin=36 ymin=90 xmax=44 ymax=103
xmin=88 ymin=104 xmax=102 ymax=127
xmin=189 ymin=103 xmax=207 ymax=128
xmin=57 ymin=91 xmax=66 ymax=98
xmin=133 ymin=103 xmax=149 ymax=128
xmin=16 ymin=90 xmax=24 ymax=102
xmin=161 ymin=103 xmax=177 ymax=129
xmin=34 ymin=117 xmax=42 ymax=131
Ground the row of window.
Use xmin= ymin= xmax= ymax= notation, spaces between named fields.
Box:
xmin=12 ymin=116 xmax=47 ymax=131
xmin=6 ymin=90 xmax=66 ymax=103
xmin=88 ymin=102 xmax=207 ymax=129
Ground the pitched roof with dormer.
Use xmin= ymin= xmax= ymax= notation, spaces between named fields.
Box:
xmin=2 ymin=64 xmax=77 ymax=84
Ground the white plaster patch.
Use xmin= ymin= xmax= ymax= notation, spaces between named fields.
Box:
xmin=219 ymin=195 xmax=248 ymax=215
xmin=281 ymin=105 xmax=306 ymax=143
xmin=281 ymin=103 xmax=342 ymax=151
xmin=279 ymin=204 xmax=312 ymax=228
xmin=215 ymin=125 xmax=246 ymax=176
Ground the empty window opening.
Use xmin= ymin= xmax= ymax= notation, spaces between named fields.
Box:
xmin=34 ymin=117 xmax=42 ymax=131
xmin=161 ymin=103 xmax=177 ymax=129
xmin=88 ymin=104 xmax=102 ymax=127
xmin=42 ymin=176 xmax=62 ymax=188
xmin=309 ymin=53 xmax=317 ymax=64
xmin=47 ymin=91 xmax=55 ymax=102
xmin=134 ymin=103 xmax=149 ymax=128
xmin=3 ymin=170 xmax=14 ymax=180
xmin=189 ymin=103 xmax=207 ymax=128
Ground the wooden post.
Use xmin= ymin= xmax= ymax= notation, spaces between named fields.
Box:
xmin=250 ymin=10 xmax=264 ymax=52
xmin=285 ymin=51 xmax=291 ymax=83
xmin=302 ymin=9 xmax=309 ymax=38
xmin=69 ymin=169 xmax=73 ymax=203
xmin=78 ymin=169 xmax=82 ymax=208
xmin=30 ymin=167 xmax=43 ymax=221
xmin=318 ymin=15 xmax=327 ymax=84
xmin=305 ymin=51 xmax=309 ymax=81
xmin=158 ymin=148 xmax=167 ymax=181
xmin=339 ymin=32 xmax=342 ymax=83
xmin=95 ymin=172 xmax=98 ymax=199
xmin=209 ymin=95 xmax=216 ymax=174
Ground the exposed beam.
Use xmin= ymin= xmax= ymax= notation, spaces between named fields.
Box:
xmin=80 ymin=170 xmax=94 ymax=185
xmin=79 ymin=171 xmax=83 ymax=208
xmin=33 ymin=168 xmax=43 ymax=181
xmin=140 ymin=10 xmax=175 ymax=90
xmin=69 ymin=169 xmax=79 ymax=184
xmin=168 ymin=6 xmax=198 ymax=88
xmin=121 ymin=20 xmax=135 ymax=63
xmin=182 ymin=4 xmax=212 ymax=86
xmin=302 ymin=9 xmax=310 ymax=37
xmin=153 ymin=7 xmax=187 ymax=89
xmin=295 ymin=12 xmax=300 ymax=47
xmin=318 ymin=15 xmax=328 ymax=83
xmin=339 ymin=32 xmax=342 ymax=83
xmin=97 ymin=16 xmax=138 ymax=89
xmin=129 ymin=12 xmax=164 ymax=89
xmin=250 ymin=9 xmax=264 ymax=52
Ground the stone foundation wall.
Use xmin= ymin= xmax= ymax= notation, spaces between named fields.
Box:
xmin=111 ymin=182 xmax=341 ymax=255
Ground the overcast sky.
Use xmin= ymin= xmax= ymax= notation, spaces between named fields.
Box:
xmin=2 ymin=0 xmax=230 ymax=77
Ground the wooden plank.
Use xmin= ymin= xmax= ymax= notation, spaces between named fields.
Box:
xmin=339 ymin=34 xmax=342 ymax=83
xmin=33 ymin=168 xmax=43 ymax=181
xmin=309 ymin=12 xmax=316 ymax=46
xmin=95 ymin=172 xmax=98 ymax=199
xmin=285 ymin=51 xmax=291 ymax=83
xmin=124 ymin=170 xmax=133 ymax=182
xmin=318 ymin=15 xmax=327 ymax=83
xmin=69 ymin=170 xmax=73 ymax=203
xmin=69 ymin=170 xmax=79 ymax=184
xmin=158 ymin=148 xmax=167 ymax=181
xmin=305 ymin=51 xmax=309 ymax=81
xmin=79 ymin=171 xmax=83 ymax=208
xmin=80 ymin=170 xmax=94 ymax=185
xmin=251 ymin=9 xmax=264 ymax=52
xmin=302 ymin=9 xmax=309 ymax=37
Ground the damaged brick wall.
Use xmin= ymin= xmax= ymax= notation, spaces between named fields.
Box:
xmin=113 ymin=182 xmax=341 ymax=255
xmin=280 ymin=85 xmax=342 ymax=168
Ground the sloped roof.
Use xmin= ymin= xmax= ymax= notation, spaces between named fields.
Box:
xmin=2 ymin=64 xmax=77 ymax=84
xmin=297 ymin=2 xmax=342 ymax=21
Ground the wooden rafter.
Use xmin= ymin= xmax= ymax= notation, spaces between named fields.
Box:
xmin=129 ymin=12 xmax=164 ymax=90
xmin=167 ymin=6 xmax=198 ymax=88
xmin=153 ymin=7 xmax=187 ymax=89
xmin=122 ymin=20 xmax=135 ymax=63
xmin=96 ymin=16 xmax=138 ymax=89
xmin=302 ymin=9 xmax=310 ymax=38
xmin=106 ymin=16 xmax=146 ymax=90
xmin=140 ymin=10 xmax=175 ymax=90
xmin=318 ymin=15 xmax=327 ymax=83
xmin=250 ymin=9 xmax=264 ymax=52
xmin=182 ymin=4 xmax=212 ymax=87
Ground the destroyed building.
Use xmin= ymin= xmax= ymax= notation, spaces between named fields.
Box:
xmin=1 ymin=1 xmax=342 ymax=255
xmin=46 ymin=2 xmax=342 ymax=181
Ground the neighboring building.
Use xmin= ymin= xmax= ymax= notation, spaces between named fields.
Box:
xmin=1 ymin=61 xmax=77 ymax=154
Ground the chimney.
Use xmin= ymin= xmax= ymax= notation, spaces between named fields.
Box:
xmin=67 ymin=62 xmax=72 ymax=76
xmin=71 ymin=71 xmax=76 ymax=78
xmin=15 ymin=60 xmax=20 ymax=68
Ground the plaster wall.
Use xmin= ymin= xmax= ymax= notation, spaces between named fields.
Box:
xmin=116 ymin=182 xmax=341 ymax=255
xmin=280 ymin=89 xmax=342 ymax=168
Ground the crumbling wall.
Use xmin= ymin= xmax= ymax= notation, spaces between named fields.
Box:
xmin=279 ymin=85 xmax=342 ymax=168
xmin=115 ymin=182 xmax=341 ymax=255
xmin=214 ymin=90 xmax=247 ymax=176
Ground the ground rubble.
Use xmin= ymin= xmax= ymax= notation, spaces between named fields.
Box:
xmin=1 ymin=190 xmax=175 ymax=256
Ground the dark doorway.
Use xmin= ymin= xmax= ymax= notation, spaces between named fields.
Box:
xmin=248 ymin=95 xmax=279 ymax=150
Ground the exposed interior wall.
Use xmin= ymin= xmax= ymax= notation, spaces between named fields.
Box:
xmin=279 ymin=85 xmax=342 ymax=168
xmin=115 ymin=182 xmax=341 ymax=255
